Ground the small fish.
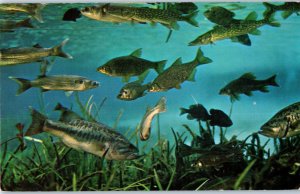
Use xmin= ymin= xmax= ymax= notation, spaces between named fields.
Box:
xmin=97 ymin=48 xmax=166 ymax=82
xmin=204 ymin=6 xmax=235 ymax=26
xmin=54 ymin=103 xmax=84 ymax=123
xmin=25 ymin=108 xmax=140 ymax=160
xmin=80 ymin=5 xmax=133 ymax=23
xmin=54 ymin=103 xmax=98 ymax=123
xmin=117 ymin=72 xmax=150 ymax=101
xmin=0 ymin=3 xmax=45 ymax=23
xmin=171 ymin=2 xmax=198 ymax=14
xmin=0 ymin=18 xmax=34 ymax=32
xmin=263 ymin=2 xmax=300 ymax=19
xmin=209 ymin=109 xmax=232 ymax=127
xmin=0 ymin=39 xmax=72 ymax=66
xmin=180 ymin=104 xmax=210 ymax=121
xmin=219 ymin=73 xmax=279 ymax=101
xmin=189 ymin=12 xmax=280 ymax=46
xmin=259 ymin=102 xmax=300 ymax=138
xmin=9 ymin=75 xmax=100 ymax=96
xmin=148 ymin=48 xmax=212 ymax=92
xmin=63 ymin=8 xmax=82 ymax=21
xmin=140 ymin=97 xmax=166 ymax=141
xmin=101 ymin=4 xmax=199 ymax=29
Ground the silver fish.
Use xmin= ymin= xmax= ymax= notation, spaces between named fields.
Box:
xmin=140 ymin=97 xmax=166 ymax=141
xmin=9 ymin=75 xmax=100 ymax=95
xmin=26 ymin=108 xmax=140 ymax=160
xmin=0 ymin=39 xmax=72 ymax=66
xmin=0 ymin=3 xmax=45 ymax=23
xmin=0 ymin=18 xmax=34 ymax=32
xmin=259 ymin=102 xmax=300 ymax=138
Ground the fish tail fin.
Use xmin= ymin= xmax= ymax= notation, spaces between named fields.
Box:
xmin=183 ymin=11 xmax=199 ymax=27
xmin=194 ymin=48 xmax=213 ymax=66
xmin=263 ymin=2 xmax=276 ymax=18
xmin=156 ymin=97 xmax=167 ymax=113
xmin=264 ymin=12 xmax=281 ymax=27
xmin=29 ymin=4 xmax=45 ymax=23
xmin=25 ymin=107 xmax=47 ymax=136
xmin=266 ymin=74 xmax=279 ymax=87
xmin=154 ymin=60 xmax=167 ymax=74
xmin=52 ymin=38 xmax=73 ymax=59
xmin=19 ymin=18 xmax=34 ymax=28
xmin=8 ymin=76 xmax=32 ymax=96
xmin=180 ymin=108 xmax=188 ymax=115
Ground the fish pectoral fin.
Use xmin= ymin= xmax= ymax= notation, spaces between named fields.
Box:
xmin=65 ymin=91 xmax=74 ymax=97
xmin=129 ymin=48 xmax=142 ymax=58
xmin=41 ymin=89 xmax=50 ymax=93
xmin=231 ymin=34 xmax=252 ymax=46
xmin=33 ymin=43 xmax=43 ymax=48
xmin=175 ymin=84 xmax=181 ymax=89
xmin=187 ymin=69 xmax=197 ymax=82
xmin=249 ymin=29 xmax=261 ymax=36
xmin=282 ymin=11 xmax=293 ymax=19
xmin=122 ymin=76 xmax=131 ymax=83
xmin=150 ymin=21 xmax=157 ymax=27
xmin=244 ymin=91 xmax=253 ymax=96
xmin=259 ymin=86 xmax=269 ymax=93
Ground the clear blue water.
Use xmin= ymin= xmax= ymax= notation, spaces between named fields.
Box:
xmin=0 ymin=2 xmax=299 ymax=151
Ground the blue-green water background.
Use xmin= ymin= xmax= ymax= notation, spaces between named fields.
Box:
xmin=0 ymin=2 xmax=299 ymax=151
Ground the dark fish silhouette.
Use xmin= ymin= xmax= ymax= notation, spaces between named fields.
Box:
xmin=263 ymin=2 xmax=300 ymax=19
xmin=209 ymin=109 xmax=233 ymax=127
xmin=171 ymin=3 xmax=198 ymax=14
xmin=219 ymin=73 xmax=279 ymax=101
xmin=63 ymin=8 xmax=82 ymax=21
xmin=180 ymin=104 xmax=210 ymax=121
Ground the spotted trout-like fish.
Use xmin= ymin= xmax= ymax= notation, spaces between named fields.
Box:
xmin=0 ymin=39 xmax=72 ymax=66
xmin=101 ymin=3 xmax=199 ymax=29
xmin=0 ymin=3 xmax=45 ymax=22
xmin=148 ymin=48 xmax=212 ymax=92
xmin=140 ymin=97 xmax=166 ymax=141
xmin=9 ymin=75 xmax=99 ymax=95
xmin=26 ymin=108 xmax=140 ymax=160
xmin=259 ymin=102 xmax=300 ymax=138
xmin=189 ymin=12 xmax=280 ymax=46
xmin=0 ymin=18 xmax=34 ymax=32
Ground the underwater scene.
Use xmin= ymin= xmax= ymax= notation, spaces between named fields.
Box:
xmin=0 ymin=2 xmax=299 ymax=191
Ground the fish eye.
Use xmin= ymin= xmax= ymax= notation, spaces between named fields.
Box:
xmin=92 ymin=81 xmax=98 ymax=86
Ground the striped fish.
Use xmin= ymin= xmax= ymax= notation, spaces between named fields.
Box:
xmin=26 ymin=108 xmax=140 ymax=160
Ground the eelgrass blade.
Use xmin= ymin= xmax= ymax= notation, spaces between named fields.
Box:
xmin=72 ymin=173 xmax=77 ymax=191
xmin=234 ymin=159 xmax=257 ymax=190
xmin=153 ymin=169 xmax=163 ymax=190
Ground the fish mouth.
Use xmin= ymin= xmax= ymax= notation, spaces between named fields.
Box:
xmin=259 ymin=127 xmax=277 ymax=138
xmin=126 ymin=152 xmax=143 ymax=160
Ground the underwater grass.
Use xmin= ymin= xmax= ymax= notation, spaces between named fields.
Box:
xmin=1 ymin=93 xmax=300 ymax=191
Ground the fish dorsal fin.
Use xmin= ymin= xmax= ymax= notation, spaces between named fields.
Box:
xmin=245 ymin=11 xmax=258 ymax=21
xmin=129 ymin=48 xmax=142 ymax=58
xmin=240 ymin=73 xmax=256 ymax=80
xmin=172 ymin=57 xmax=182 ymax=66
xmin=33 ymin=44 xmax=42 ymax=48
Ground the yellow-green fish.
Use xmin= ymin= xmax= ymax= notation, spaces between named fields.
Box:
xmin=259 ymin=102 xmax=300 ymax=138
xmin=0 ymin=39 xmax=72 ymax=66
xmin=189 ymin=12 xmax=280 ymax=46
xmin=80 ymin=5 xmax=133 ymax=23
xmin=0 ymin=3 xmax=45 ymax=23
xmin=140 ymin=97 xmax=166 ymax=141
xmin=101 ymin=4 xmax=199 ymax=29
xmin=148 ymin=48 xmax=212 ymax=92
xmin=97 ymin=48 xmax=166 ymax=82
xmin=9 ymin=75 xmax=100 ymax=96
xmin=26 ymin=108 xmax=140 ymax=160
xmin=0 ymin=18 xmax=34 ymax=32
